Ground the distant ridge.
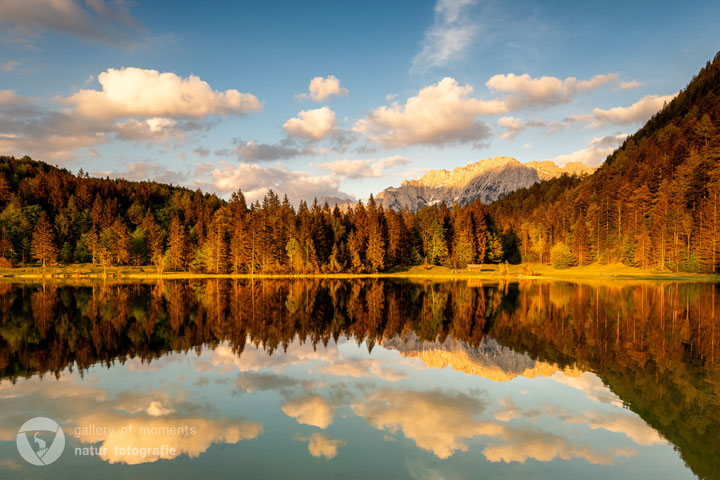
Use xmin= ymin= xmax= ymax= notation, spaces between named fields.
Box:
xmin=375 ymin=156 xmax=593 ymax=211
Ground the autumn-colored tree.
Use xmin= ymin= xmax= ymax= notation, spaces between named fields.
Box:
xmin=696 ymin=113 xmax=716 ymax=149
xmin=487 ymin=232 xmax=504 ymax=263
xmin=572 ymin=212 xmax=590 ymax=266
xmin=326 ymin=242 xmax=344 ymax=273
xmin=366 ymin=224 xmax=385 ymax=272
xmin=346 ymin=231 xmax=364 ymax=273
xmin=31 ymin=213 xmax=57 ymax=267
xmin=110 ymin=218 xmax=131 ymax=265
xmin=699 ymin=191 xmax=719 ymax=272
xmin=427 ymin=221 xmax=448 ymax=265
xmin=452 ymin=210 xmax=475 ymax=268
xmin=166 ymin=215 xmax=187 ymax=270
xmin=142 ymin=210 xmax=165 ymax=273
xmin=286 ymin=237 xmax=304 ymax=273
xmin=550 ymin=242 xmax=574 ymax=268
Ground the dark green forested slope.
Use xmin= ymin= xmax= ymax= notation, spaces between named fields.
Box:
xmin=489 ymin=51 xmax=720 ymax=272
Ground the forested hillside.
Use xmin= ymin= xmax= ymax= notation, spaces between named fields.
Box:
xmin=0 ymin=156 xmax=505 ymax=273
xmin=489 ymin=52 xmax=720 ymax=272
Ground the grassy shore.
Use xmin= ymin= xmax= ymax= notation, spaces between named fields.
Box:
xmin=0 ymin=262 xmax=717 ymax=282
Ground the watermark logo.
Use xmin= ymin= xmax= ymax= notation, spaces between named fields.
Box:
xmin=16 ymin=417 xmax=65 ymax=466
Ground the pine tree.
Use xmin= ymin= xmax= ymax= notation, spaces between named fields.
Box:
xmin=229 ymin=224 xmax=250 ymax=273
xmin=0 ymin=227 xmax=15 ymax=262
xmin=347 ymin=231 xmax=364 ymax=273
xmin=201 ymin=209 xmax=229 ymax=273
xmin=110 ymin=218 xmax=131 ymax=265
xmin=652 ymin=181 xmax=673 ymax=270
xmin=487 ymin=232 xmax=504 ymax=263
xmin=304 ymin=238 xmax=319 ymax=273
xmin=286 ymin=237 xmax=304 ymax=273
xmin=427 ymin=221 xmax=448 ymax=265
xmin=699 ymin=190 xmax=719 ymax=272
xmin=696 ymin=113 xmax=716 ymax=149
xmin=573 ymin=212 xmax=590 ymax=266
xmin=166 ymin=215 xmax=187 ymax=270
xmin=142 ymin=210 xmax=165 ymax=274
xmin=366 ymin=224 xmax=385 ymax=272
xmin=31 ymin=213 xmax=57 ymax=267
xmin=326 ymin=242 xmax=344 ymax=273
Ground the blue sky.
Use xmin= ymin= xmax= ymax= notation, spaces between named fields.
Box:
xmin=0 ymin=0 xmax=719 ymax=203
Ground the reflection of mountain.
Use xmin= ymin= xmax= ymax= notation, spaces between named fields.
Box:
xmin=382 ymin=333 xmax=579 ymax=382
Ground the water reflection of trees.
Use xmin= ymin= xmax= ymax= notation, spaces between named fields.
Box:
xmin=0 ymin=279 xmax=718 ymax=479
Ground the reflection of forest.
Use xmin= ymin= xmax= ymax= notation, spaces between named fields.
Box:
xmin=0 ymin=279 xmax=718 ymax=479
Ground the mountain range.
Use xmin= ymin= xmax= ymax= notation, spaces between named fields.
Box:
xmin=374 ymin=157 xmax=593 ymax=211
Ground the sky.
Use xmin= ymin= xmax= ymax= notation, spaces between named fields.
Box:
xmin=0 ymin=0 xmax=719 ymax=204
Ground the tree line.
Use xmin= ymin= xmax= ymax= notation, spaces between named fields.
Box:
xmin=0 ymin=156 xmax=506 ymax=273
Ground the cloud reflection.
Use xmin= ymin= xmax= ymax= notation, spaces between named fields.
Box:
xmin=295 ymin=432 xmax=346 ymax=459
xmin=352 ymin=389 xmax=502 ymax=459
xmin=282 ymin=395 xmax=336 ymax=429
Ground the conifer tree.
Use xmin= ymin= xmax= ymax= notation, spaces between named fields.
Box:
xmin=326 ymin=242 xmax=344 ymax=273
xmin=31 ymin=213 xmax=57 ymax=267
xmin=573 ymin=212 xmax=590 ymax=266
xmin=110 ymin=218 xmax=131 ymax=265
xmin=487 ymin=232 xmax=504 ymax=263
xmin=347 ymin=231 xmax=364 ymax=273
xmin=427 ymin=221 xmax=448 ymax=265
xmin=166 ymin=215 xmax=187 ymax=270
xmin=142 ymin=210 xmax=165 ymax=273
xmin=366 ymin=224 xmax=385 ymax=272
xmin=286 ymin=237 xmax=304 ymax=273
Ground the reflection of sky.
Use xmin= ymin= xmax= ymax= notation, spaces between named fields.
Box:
xmin=0 ymin=336 xmax=693 ymax=479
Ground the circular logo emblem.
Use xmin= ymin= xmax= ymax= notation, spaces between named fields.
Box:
xmin=16 ymin=417 xmax=65 ymax=466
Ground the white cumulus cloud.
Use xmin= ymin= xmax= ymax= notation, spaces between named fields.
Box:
xmin=353 ymin=77 xmax=500 ymax=147
xmin=296 ymin=75 xmax=348 ymax=102
xmin=63 ymin=67 xmax=262 ymax=119
xmin=204 ymin=161 xmax=351 ymax=205
xmin=283 ymin=106 xmax=338 ymax=141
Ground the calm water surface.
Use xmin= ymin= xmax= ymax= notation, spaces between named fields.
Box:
xmin=0 ymin=279 xmax=718 ymax=479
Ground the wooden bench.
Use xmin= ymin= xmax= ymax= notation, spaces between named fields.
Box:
xmin=466 ymin=264 xmax=483 ymax=271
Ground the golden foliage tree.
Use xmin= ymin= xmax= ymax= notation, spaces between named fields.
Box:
xmin=31 ymin=213 xmax=57 ymax=267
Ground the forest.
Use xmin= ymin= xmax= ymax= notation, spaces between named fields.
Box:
xmin=0 ymin=53 xmax=719 ymax=274
xmin=0 ymin=155 xmax=505 ymax=274
xmin=488 ymin=52 xmax=720 ymax=273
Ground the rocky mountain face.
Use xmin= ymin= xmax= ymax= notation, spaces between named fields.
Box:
xmin=375 ymin=156 xmax=593 ymax=211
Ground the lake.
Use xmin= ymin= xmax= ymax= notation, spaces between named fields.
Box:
xmin=0 ymin=279 xmax=718 ymax=479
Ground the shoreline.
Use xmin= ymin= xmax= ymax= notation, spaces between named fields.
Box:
xmin=1 ymin=263 xmax=718 ymax=283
